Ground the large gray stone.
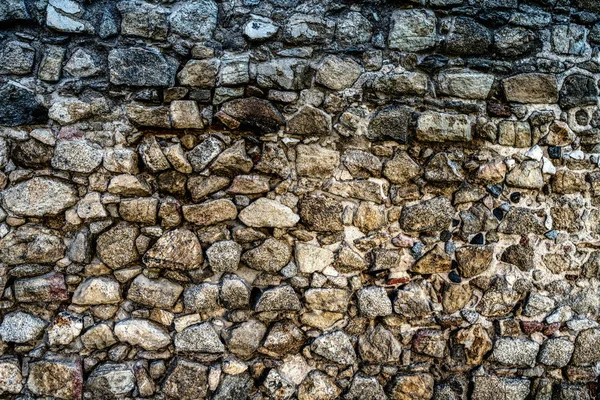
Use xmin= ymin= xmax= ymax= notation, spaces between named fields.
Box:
xmin=2 ymin=178 xmax=78 ymax=217
xmin=389 ymin=9 xmax=436 ymax=51
xmin=108 ymin=47 xmax=176 ymax=87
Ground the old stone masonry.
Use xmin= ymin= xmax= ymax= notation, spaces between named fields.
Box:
xmin=4 ymin=0 xmax=600 ymax=399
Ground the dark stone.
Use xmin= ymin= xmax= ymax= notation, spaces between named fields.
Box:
xmin=367 ymin=105 xmax=412 ymax=142
xmin=108 ymin=48 xmax=176 ymax=87
xmin=219 ymin=97 xmax=285 ymax=133
xmin=470 ymin=233 xmax=485 ymax=245
xmin=501 ymin=244 xmax=534 ymax=271
xmin=486 ymin=184 xmax=503 ymax=198
xmin=212 ymin=374 xmax=252 ymax=400
xmin=0 ymin=0 xmax=30 ymax=22
xmin=493 ymin=208 xmax=505 ymax=221
xmin=559 ymin=74 xmax=598 ymax=110
xmin=299 ymin=194 xmax=343 ymax=232
xmin=418 ymin=55 xmax=448 ymax=73
xmin=12 ymin=139 xmax=54 ymax=168
xmin=548 ymin=146 xmax=562 ymax=159
xmin=449 ymin=270 xmax=461 ymax=283
xmin=441 ymin=17 xmax=492 ymax=56
xmin=0 ymin=83 xmax=47 ymax=126
xmin=510 ymin=192 xmax=521 ymax=203
xmin=487 ymin=102 xmax=512 ymax=118
xmin=440 ymin=230 xmax=452 ymax=242
xmin=494 ymin=26 xmax=541 ymax=58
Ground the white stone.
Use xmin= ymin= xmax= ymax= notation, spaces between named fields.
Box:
xmin=525 ymin=145 xmax=543 ymax=161
xmin=295 ymin=242 xmax=335 ymax=274
xmin=244 ymin=16 xmax=278 ymax=40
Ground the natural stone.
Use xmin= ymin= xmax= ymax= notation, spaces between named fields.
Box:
xmin=115 ymin=319 xmax=171 ymax=350
xmin=143 ymin=229 xmax=203 ymax=270
xmin=2 ymin=178 xmax=78 ymax=217
xmin=239 ymin=198 xmax=299 ymax=228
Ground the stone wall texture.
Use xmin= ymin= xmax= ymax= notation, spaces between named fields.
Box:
xmin=2 ymin=0 xmax=600 ymax=398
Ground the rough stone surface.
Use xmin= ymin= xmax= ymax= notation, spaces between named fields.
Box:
xmin=1 ymin=2 xmax=599 ymax=398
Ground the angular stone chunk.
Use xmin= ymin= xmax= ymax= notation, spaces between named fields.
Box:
xmin=367 ymin=105 xmax=412 ymax=142
xmin=27 ymin=358 xmax=83 ymax=400
xmin=115 ymin=319 xmax=171 ymax=350
xmin=162 ymin=359 xmax=208 ymax=399
xmin=287 ymin=105 xmax=332 ymax=136
xmin=48 ymin=99 xmax=92 ymax=124
xmin=400 ymin=197 xmax=454 ymax=232
xmin=498 ymin=207 xmax=546 ymax=235
xmin=295 ymin=242 xmax=335 ymax=273
xmin=143 ymin=229 xmax=204 ymax=270
xmin=506 ymin=161 xmax=543 ymax=189
xmin=72 ymin=277 xmax=121 ymax=305
xmin=539 ymin=338 xmax=574 ymax=368
xmin=316 ymin=55 xmax=361 ymax=91
xmin=81 ymin=323 xmax=117 ymax=350
xmin=299 ymin=194 xmax=343 ymax=231
xmin=47 ymin=312 xmax=83 ymax=347
xmin=108 ymin=47 xmax=176 ymax=87
xmin=296 ymin=144 xmax=340 ymax=178
xmin=188 ymin=136 xmax=224 ymax=172
xmin=102 ymin=149 xmax=139 ymax=175
xmin=411 ymin=244 xmax=452 ymax=274
xmin=0 ymin=40 xmax=35 ymax=75
xmin=182 ymin=199 xmax=238 ymax=226
xmin=219 ymin=97 xmax=284 ymax=133
xmin=440 ymin=16 xmax=492 ymax=55
xmin=357 ymin=286 xmax=392 ymax=318
xmin=298 ymin=370 xmax=340 ymax=400
xmin=372 ymin=71 xmax=428 ymax=96
xmin=255 ymin=286 xmax=301 ymax=312
xmin=244 ymin=16 xmax=278 ymax=40
xmin=417 ymin=111 xmax=472 ymax=142
xmin=490 ymin=337 xmax=539 ymax=367
xmin=0 ymin=224 xmax=65 ymax=265
xmin=2 ymin=178 xmax=78 ymax=217
xmin=305 ymin=288 xmax=349 ymax=313
xmin=239 ymin=198 xmax=299 ymax=228
xmin=117 ymin=0 xmax=168 ymax=40
xmin=97 ymin=223 xmax=139 ymax=269
xmin=456 ymin=245 xmax=494 ymax=278
xmin=14 ymin=272 xmax=68 ymax=302
xmin=108 ymin=174 xmax=152 ymax=197
xmin=242 ymin=238 xmax=291 ymax=273
xmin=183 ymin=283 xmax=219 ymax=312
xmin=0 ymin=358 xmax=22 ymax=395
xmin=169 ymin=0 xmax=218 ymax=41
xmin=283 ymin=13 xmax=335 ymax=44
xmin=52 ymin=139 xmax=103 ymax=173
xmin=503 ymin=73 xmax=559 ymax=103
xmin=174 ymin=323 xmax=224 ymax=353
xmin=177 ymin=59 xmax=219 ymax=88
xmin=559 ymin=73 xmax=598 ymax=110
xmin=0 ymin=82 xmax=47 ymax=126
xmin=87 ymin=363 xmax=135 ymax=397
xmin=170 ymin=100 xmax=204 ymax=129
xmin=125 ymin=104 xmax=171 ymax=128
xmin=206 ymin=240 xmax=242 ymax=273
xmin=436 ymin=68 xmax=495 ymax=100
xmin=128 ymin=274 xmax=183 ymax=309
xmin=0 ymin=311 xmax=47 ymax=343
xmin=571 ymin=328 xmax=600 ymax=365
xmin=119 ymin=197 xmax=158 ymax=224
xmin=472 ymin=376 xmax=530 ymax=400
xmin=389 ymin=9 xmax=436 ymax=51
xmin=311 ymin=331 xmax=356 ymax=365
xmin=0 ymin=0 xmax=29 ymax=22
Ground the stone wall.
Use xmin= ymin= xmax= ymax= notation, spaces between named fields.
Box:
xmin=1 ymin=0 xmax=600 ymax=398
